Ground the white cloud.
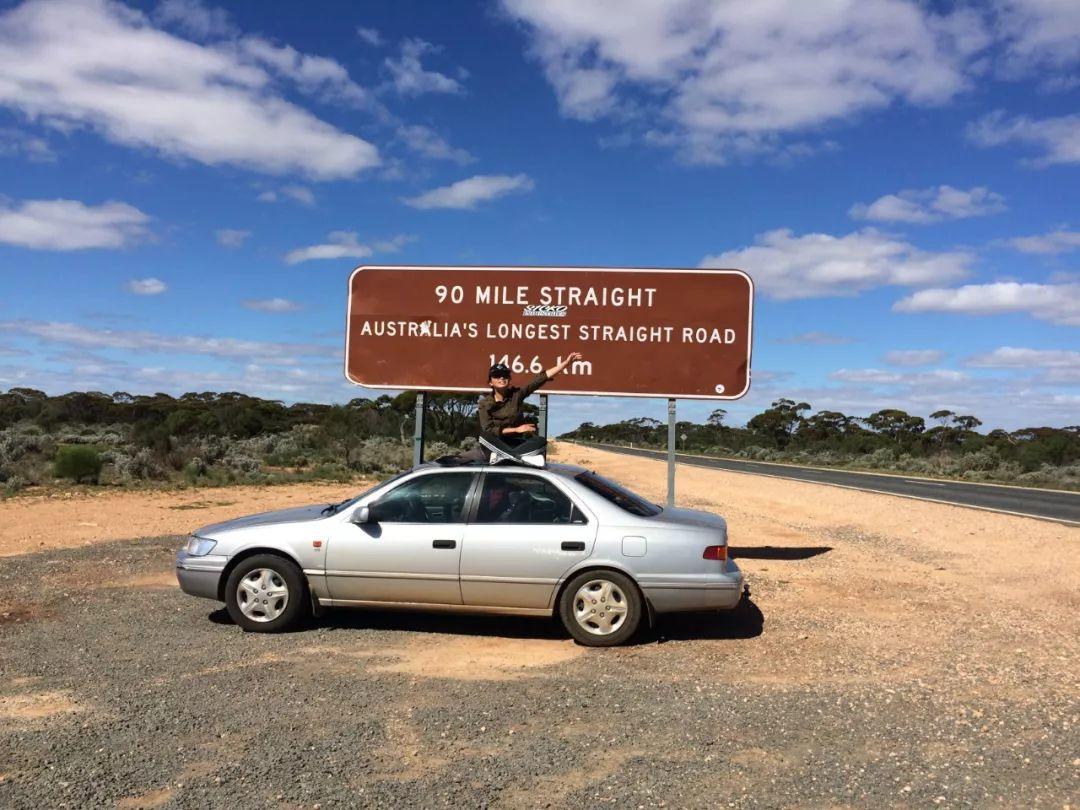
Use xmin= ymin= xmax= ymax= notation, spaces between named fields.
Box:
xmin=403 ymin=174 xmax=535 ymax=210
xmin=700 ymin=228 xmax=973 ymax=300
xmin=256 ymin=185 xmax=315 ymax=205
xmin=850 ymin=185 xmax=1005 ymax=223
xmin=884 ymin=349 xmax=945 ymax=366
xmin=153 ymin=0 xmax=234 ymax=39
xmin=993 ymin=0 xmax=1080 ymax=82
xmin=280 ymin=185 xmax=315 ymax=205
xmin=0 ymin=0 xmax=379 ymax=179
xmin=894 ymin=282 xmax=1080 ymax=326
xmin=829 ymin=368 xmax=968 ymax=385
xmin=0 ymin=198 xmax=150 ymax=250
xmin=1002 ymin=228 xmax=1080 ymax=254
xmin=967 ymin=111 xmax=1080 ymax=167
xmin=237 ymin=35 xmax=370 ymax=107
xmin=357 ymin=26 xmax=382 ymax=47
xmin=0 ymin=126 xmax=55 ymax=161
xmin=126 ymin=277 xmax=167 ymax=296
xmin=774 ymin=331 xmax=855 ymax=345
xmin=964 ymin=346 xmax=1080 ymax=369
xmin=384 ymin=38 xmax=463 ymax=96
xmin=0 ymin=355 xmax=357 ymax=402
xmin=215 ymin=228 xmax=250 ymax=248
xmin=964 ymin=345 xmax=1080 ymax=385
xmin=0 ymin=319 xmax=337 ymax=359
xmin=396 ymin=124 xmax=474 ymax=164
xmin=501 ymin=0 xmax=986 ymax=163
xmin=242 ymin=297 xmax=302 ymax=313
xmin=284 ymin=231 xmax=413 ymax=265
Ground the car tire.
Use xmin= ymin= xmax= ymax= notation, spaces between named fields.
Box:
xmin=558 ymin=570 xmax=642 ymax=647
xmin=224 ymin=554 xmax=308 ymax=633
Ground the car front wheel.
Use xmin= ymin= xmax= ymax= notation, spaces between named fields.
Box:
xmin=224 ymin=554 xmax=307 ymax=633
xmin=559 ymin=570 xmax=642 ymax=646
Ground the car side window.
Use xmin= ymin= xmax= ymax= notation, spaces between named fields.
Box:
xmin=474 ymin=473 xmax=585 ymax=525
xmin=369 ymin=473 xmax=475 ymax=524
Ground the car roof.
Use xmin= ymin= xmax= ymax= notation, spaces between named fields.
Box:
xmin=411 ymin=460 xmax=586 ymax=478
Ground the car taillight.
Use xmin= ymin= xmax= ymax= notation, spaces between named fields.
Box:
xmin=702 ymin=545 xmax=728 ymax=561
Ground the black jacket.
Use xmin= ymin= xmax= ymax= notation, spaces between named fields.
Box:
xmin=477 ymin=372 xmax=549 ymax=435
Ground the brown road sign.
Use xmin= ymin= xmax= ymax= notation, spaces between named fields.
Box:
xmin=345 ymin=265 xmax=753 ymax=399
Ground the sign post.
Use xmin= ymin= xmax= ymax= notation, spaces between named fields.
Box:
xmin=538 ymin=393 xmax=548 ymax=439
xmin=412 ymin=392 xmax=426 ymax=467
xmin=667 ymin=399 xmax=676 ymax=508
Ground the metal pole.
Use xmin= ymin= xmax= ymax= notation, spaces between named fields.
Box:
xmin=667 ymin=398 xmax=676 ymax=508
xmin=538 ymin=394 xmax=548 ymax=439
xmin=412 ymin=392 xmax=426 ymax=467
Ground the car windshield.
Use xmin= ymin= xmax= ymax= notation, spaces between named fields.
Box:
xmin=574 ymin=471 xmax=661 ymax=517
xmin=322 ymin=469 xmax=413 ymax=515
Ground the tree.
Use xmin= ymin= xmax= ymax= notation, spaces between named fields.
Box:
xmin=747 ymin=399 xmax=811 ymax=448
xmin=952 ymin=414 xmax=982 ymax=431
xmin=930 ymin=409 xmax=955 ymax=427
xmin=800 ymin=410 xmax=854 ymax=443
xmin=707 ymin=409 xmax=727 ymax=427
xmin=319 ymin=406 xmax=369 ymax=467
xmin=865 ymin=409 xmax=925 ymax=443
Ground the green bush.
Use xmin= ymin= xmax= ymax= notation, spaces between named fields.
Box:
xmin=53 ymin=445 xmax=104 ymax=484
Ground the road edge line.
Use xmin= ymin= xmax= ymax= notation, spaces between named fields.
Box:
xmin=572 ymin=441 xmax=1080 ymax=496
xmin=574 ymin=443 xmax=1080 ymax=527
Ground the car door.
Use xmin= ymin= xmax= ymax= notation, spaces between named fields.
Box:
xmin=325 ymin=471 xmax=478 ymax=605
xmin=460 ymin=471 xmax=596 ymax=609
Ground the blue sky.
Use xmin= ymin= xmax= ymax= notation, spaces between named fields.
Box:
xmin=0 ymin=0 xmax=1077 ymax=434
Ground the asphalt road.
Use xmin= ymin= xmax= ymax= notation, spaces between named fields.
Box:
xmin=576 ymin=442 xmax=1080 ymax=526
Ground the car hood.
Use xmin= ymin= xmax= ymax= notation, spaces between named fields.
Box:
xmin=195 ymin=504 xmax=329 ymax=537
xmin=650 ymin=506 xmax=728 ymax=532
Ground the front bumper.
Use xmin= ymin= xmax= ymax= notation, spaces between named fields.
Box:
xmin=175 ymin=551 xmax=227 ymax=601
xmin=640 ymin=559 xmax=745 ymax=614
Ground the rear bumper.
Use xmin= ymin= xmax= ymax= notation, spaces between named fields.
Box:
xmin=175 ymin=551 xmax=226 ymax=601
xmin=640 ymin=560 xmax=745 ymax=614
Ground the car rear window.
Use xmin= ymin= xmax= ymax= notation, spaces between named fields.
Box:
xmin=574 ymin=471 xmax=661 ymax=517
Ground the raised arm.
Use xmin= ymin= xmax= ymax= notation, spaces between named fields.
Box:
xmin=519 ymin=352 xmax=584 ymax=398
xmin=545 ymin=351 xmax=582 ymax=380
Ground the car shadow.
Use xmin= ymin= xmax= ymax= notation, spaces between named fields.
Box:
xmin=318 ymin=609 xmax=569 ymax=640
xmin=209 ymin=605 xmax=566 ymax=639
xmin=643 ymin=597 xmax=764 ymax=643
xmin=729 ymin=545 xmax=832 ymax=560
xmin=211 ymin=597 xmax=765 ymax=645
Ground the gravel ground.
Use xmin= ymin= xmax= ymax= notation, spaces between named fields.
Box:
xmin=1 ymin=535 xmax=1077 ymax=808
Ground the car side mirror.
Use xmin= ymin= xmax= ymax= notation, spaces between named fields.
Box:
xmin=352 ymin=505 xmax=372 ymax=524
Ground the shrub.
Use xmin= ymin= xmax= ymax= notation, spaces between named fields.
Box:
xmin=114 ymin=448 xmax=167 ymax=482
xmin=53 ymin=445 xmax=104 ymax=483
xmin=0 ymin=424 xmax=46 ymax=464
xmin=350 ymin=438 xmax=412 ymax=473
xmin=223 ymin=452 xmax=261 ymax=474
xmin=864 ymin=448 xmax=896 ymax=468
xmin=957 ymin=447 xmax=1000 ymax=472
xmin=2 ymin=474 xmax=27 ymax=496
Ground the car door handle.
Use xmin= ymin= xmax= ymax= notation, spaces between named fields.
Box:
xmin=561 ymin=541 xmax=586 ymax=551
xmin=432 ymin=539 xmax=457 ymax=550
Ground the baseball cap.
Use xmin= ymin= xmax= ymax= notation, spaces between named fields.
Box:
xmin=488 ymin=362 xmax=511 ymax=379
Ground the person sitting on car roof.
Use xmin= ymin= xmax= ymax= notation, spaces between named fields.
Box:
xmin=478 ymin=352 xmax=583 ymax=455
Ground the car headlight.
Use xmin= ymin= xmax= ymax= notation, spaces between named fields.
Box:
xmin=184 ymin=536 xmax=217 ymax=556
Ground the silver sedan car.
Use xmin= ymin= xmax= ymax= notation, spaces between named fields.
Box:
xmin=176 ymin=461 xmax=745 ymax=646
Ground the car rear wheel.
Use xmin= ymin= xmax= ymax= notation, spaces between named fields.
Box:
xmin=559 ymin=570 xmax=642 ymax=647
xmin=225 ymin=554 xmax=307 ymax=633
